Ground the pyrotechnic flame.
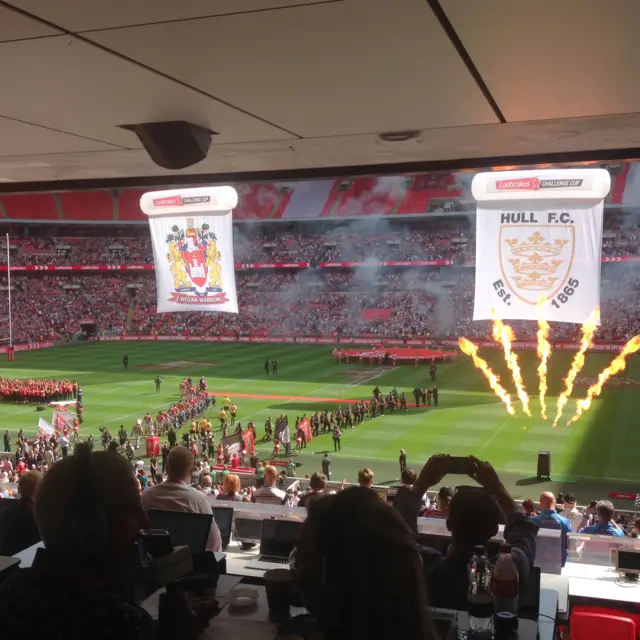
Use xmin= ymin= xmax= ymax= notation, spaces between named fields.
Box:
xmin=491 ymin=312 xmax=531 ymax=416
xmin=536 ymin=296 xmax=551 ymax=420
xmin=552 ymin=307 xmax=600 ymax=427
xmin=458 ymin=337 xmax=515 ymax=416
xmin=567 ymin=335 xmax=640 ymax=426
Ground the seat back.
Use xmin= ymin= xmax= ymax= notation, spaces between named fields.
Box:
xmin=571 ymin=611 xmax=636 ymax=640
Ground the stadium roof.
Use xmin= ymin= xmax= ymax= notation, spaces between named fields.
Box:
xmin=1 ymin=0 xmax=640 ymax=187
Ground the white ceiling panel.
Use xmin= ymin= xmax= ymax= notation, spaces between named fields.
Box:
xmin=6 ymin=0 xmax=335 ymax=32
xmin=0 ymin=35 xmax=293 ymax=148
xmin=2 ymin=113 xmax=640 ymax=184
xmin=87 ymin=0 xmax=499 ymax=138
xmin=0 ymin=116 xmax=118 ymax=157
xmin=0 ymin=5 xmax=60 ymax=42
xmin=441 ymin=0 xmax=640 ymax=122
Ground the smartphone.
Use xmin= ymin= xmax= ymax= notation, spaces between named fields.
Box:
xmin=449 ymin=456 xmax=471 ymax=475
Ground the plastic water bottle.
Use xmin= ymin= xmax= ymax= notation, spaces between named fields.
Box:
xmin=467 ymin=545 xmax=493 ymax=637
xmin=491 ymin=543 xmax=519 ymax=638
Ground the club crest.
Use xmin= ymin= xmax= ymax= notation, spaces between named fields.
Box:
xmin=165 ymin=218 xmax=228 ymax=305
xmin=499 ymin=226 xmax=575 ymax=305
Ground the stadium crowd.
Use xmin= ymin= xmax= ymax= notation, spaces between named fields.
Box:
xmin=2 ymin=263 xmax=639 ymax=345
xmin=2 ymin=212 xmax=639 ymax=268
xmin=0 ymin=213 xmax=639 ymax=346
xmin=1 ymin=440 xmax=639 ymax=638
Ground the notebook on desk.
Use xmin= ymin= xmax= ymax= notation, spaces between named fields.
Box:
xmin=245 ymin=519 xmax=302 ymax=572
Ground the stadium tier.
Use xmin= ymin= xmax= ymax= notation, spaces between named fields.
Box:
xmin=0 ymin=212 xmax=638 ymax=269
xmin=1 ymin=258 xmax=638 ymax=347
xmin=0 ymin=161 xmax=632 ymax=223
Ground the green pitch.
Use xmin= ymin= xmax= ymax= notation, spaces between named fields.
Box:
xmin=1 ymin=342 xmax=639 ymax=506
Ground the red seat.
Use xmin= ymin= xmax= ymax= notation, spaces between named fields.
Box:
xmin=570 ymin=611 xmax=636 ymax=640
xmin=118 ymin=189 xmax=147 ymax=221
xmin=59 ymin=191 xmax=112 ymax=221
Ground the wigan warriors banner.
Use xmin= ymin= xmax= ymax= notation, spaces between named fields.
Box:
xmin=471 ymin=169 xmax=610 ymax=324
xmin=140 ymin=187 xmax=239 ymax=313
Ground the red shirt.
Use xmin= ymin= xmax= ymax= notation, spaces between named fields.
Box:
xmin=231 ymin=455 xmax=239 ymax=470
xmin=16 ymin=461 xmax=26 ymax=475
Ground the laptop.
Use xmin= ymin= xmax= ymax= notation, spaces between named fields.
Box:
xmin=147 ymin=509 xmax=213 ymax=557
xmin=245 ymin=518 xmax=302 ymax=572
xmin=211 ymin=505 xmax=233 ymax=549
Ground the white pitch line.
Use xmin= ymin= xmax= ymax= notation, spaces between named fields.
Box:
xmin=477 ymin=415 xmax=514 ymax=454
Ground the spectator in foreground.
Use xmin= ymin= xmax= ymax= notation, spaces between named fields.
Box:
xmin=424 ymin=486 xmax=453 ymax=519
xmin=562 ymin=493 xmax=585 ymax=532
xmin=216 ymin=473 xmax=243 ymax=502
xmin=357 ymin=467 xmax=374 ymax=488
xmin=578 ymin=500 xmax=625 ymax=537
xmin=0 ymin=470 xmax=42 ymax=556
xmin=0 ymin=444 xmax=218 ymax=639
xmin=394 ymin=454 xmax=538 ymax=610
xmin=297 ymin=487 xmax=439 ymax=640
xmin=531 ymin=492 xmax=572 ymax=534
xmin=522 ymin=498 xmax=537 ymax=517
xmin=252 ymin=465 xmax=286 ymax=505
xmin=531 ymin=491 xmax=572 ymax=563
xmin=298 ymin=472 xmax=327 ymax=510
xmin=393 ymin=468 xmax=421 ymax=511
xmin=142 ymin=446 xmax=222 ymax=552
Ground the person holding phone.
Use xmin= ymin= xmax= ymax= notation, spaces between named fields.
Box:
xmin=393 ymin=454 xmax=538 ymax=610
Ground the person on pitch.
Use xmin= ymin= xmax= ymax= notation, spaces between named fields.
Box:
xmin=130 ymin=420 xmax=143 ymax=449
xmin=154 ymin=375 xmax=162 ymax=392
xmin=229 ymin=402 xmax=238 ymax=425
xmin=123 ymin=353 xmax=128 ymax=370
xmin=264 ymin=359 xmax=269 ymax=375
xmin=272 ymin=360 xmax=278 ymax=374
xmin=400 ymin=392 xmax=407 ymax=412
xmin=273 ymin=437 xmax=280 ymax=459
xmin=118 ymin=425 xmax=128 ymax=447
xmin=218 ymin=407 xmax=227 ymax=432
xmin=333 ymin=425 xmax=341 ymax=452
xmin=426 ymin=387 xmax=432 ymax=406
xmin=412 ymin=387 xmax=421 ymax=408
xmin=429 ymin=360 xmax=437 ymax=382
xmin=432 ymin=385 xmax=439 ymax=407
xmin=399 ymin=448 xmax=407 ymax=475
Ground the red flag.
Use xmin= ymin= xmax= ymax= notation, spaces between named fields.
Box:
xmin=300 ymin=418 xmax=313 ymax=443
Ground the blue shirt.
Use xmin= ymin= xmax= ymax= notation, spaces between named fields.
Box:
xmin=532 ymin=509 xmax=572 ymax=563
xmin=531 ymin=509 xmax=573 ymax=533
xmin=581 ymin=521 xmax=625 ymax=537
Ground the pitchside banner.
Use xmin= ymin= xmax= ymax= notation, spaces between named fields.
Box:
xmin=472 ymin=169 xmax=610 ymax=324
xmin=140 ymin=187 xmax=239 ymax=314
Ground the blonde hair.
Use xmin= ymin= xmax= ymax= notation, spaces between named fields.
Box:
xmin=264 ymin=465 xmax=278 ymax=485
xmin=358 ymin=468 xmax=374 ymax=487
xmin=224 ymin=474 xmax=241 ymax=493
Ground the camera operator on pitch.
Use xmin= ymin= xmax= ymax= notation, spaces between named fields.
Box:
xmin=394 ymin=454 xmax=538 ymax=610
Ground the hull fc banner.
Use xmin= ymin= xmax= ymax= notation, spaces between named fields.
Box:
xmin=140 ymin=187 xmax=239 ymax=314
xmin=471 ymin=170 xmax=611 ymax=324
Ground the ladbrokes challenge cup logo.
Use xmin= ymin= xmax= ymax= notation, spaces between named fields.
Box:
xmin=493 ymin=211 xmax=579 ymax=313
xmin=165 ymin=218 xmax=229 ymax=306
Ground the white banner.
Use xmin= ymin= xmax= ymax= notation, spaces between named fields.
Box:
xmin=140 ymin=187 xmax=239 ymax=314
xmin=471 ymin=170 xmax=610 ymax=324
xmin=38 ymin=417 xmax=54 ymax=435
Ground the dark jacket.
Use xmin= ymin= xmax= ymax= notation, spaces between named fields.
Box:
xmin=0 ymin=499 xmax=41 ymax=556
xmin=394 ymin=487 xmax=538 ymax=610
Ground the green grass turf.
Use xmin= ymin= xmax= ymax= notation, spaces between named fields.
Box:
xmin=1 ymin=342 xmax=640 ymax=507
